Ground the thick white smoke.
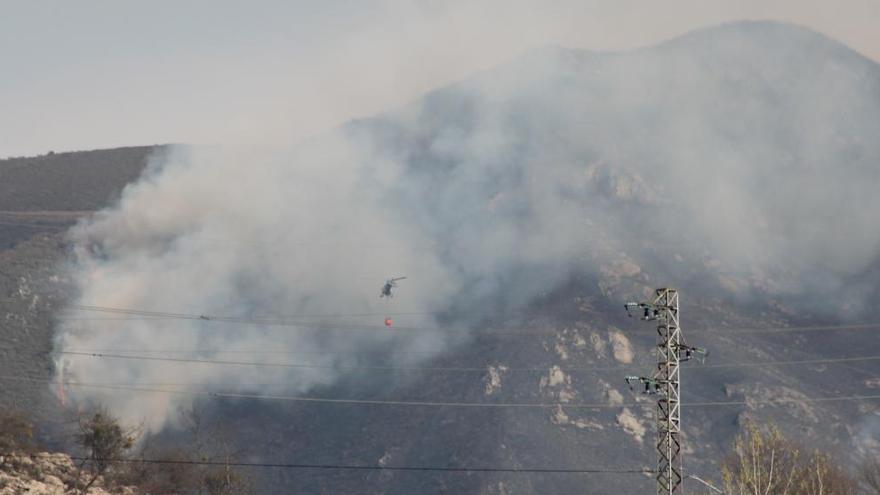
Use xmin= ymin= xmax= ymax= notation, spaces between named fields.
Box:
xmin=54 ymin=138 xmax=460 ymax=432
xmin=53 ymin=21 xmax=880 ymax=432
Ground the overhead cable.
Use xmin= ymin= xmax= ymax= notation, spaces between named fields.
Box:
xmin=5 ymin=375 xmax=880 ymax=409
xmin=51 ymin=350 xmax=880 ymax=374
xmin=1 ymin=453 xmax=653 ymax=474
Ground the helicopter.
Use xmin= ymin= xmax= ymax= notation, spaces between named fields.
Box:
xmin=380 ymin=276 xmax=407 ymax=298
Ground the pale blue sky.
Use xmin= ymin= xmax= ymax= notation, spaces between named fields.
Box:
xmin=2 ymin=0 xmax=878 ymax=157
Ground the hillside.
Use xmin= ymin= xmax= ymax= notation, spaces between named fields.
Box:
xmin=1 ymin=21 xmax=879 ymax=494
xmin=0 ymin=146 xmax=162 ymax=211
xmin=0 ymin=146 xmax=159 ymax=446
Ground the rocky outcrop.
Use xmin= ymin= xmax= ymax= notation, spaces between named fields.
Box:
xmin=0 ymin=451 xmax=136 ymax=495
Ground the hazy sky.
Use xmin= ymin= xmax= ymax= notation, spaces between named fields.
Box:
xmin=1 ymin=0 xmax=878 ymax=158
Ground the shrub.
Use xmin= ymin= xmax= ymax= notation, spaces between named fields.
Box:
xmin=721 ymin=421 xmax=858 ymax=495
xmin=74 ymin=406 xmax=139 ymax=493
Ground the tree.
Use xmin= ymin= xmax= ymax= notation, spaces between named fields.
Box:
xmin=0 ymin=408 xmax=37 ymax=469
xmin=721 ymin=421 xmax=858 ymax=495
xmin=116 ymin=444 xmax=200 ymax=494
xmin=0 ymin=408 xmax=35 ymax=452
xmin=74 ymin=406 xmax=139 ymax=494
xmin=178 ymin=404 xmax=251 ymax=495
xmin=860 ymin=458 xmax=880 ymax=494
xmin=116 ymin=404 xmax=250 ymax=494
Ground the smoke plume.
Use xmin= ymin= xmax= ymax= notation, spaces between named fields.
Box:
xmin=54 ymin=21 xmax=880 ymax=431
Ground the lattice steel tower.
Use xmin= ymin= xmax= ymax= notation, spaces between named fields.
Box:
xmin=625 ymin=288 xmax=705 ymax=495
xmin=652 ymin=288 xmax=681 ymax=494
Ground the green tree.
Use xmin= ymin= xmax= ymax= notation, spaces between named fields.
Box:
xmin=75 ymin=406 xmax=139 ymax=494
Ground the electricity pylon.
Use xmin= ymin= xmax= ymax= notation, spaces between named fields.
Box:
xmin=624 ymin=288 xmax=706 ymax=495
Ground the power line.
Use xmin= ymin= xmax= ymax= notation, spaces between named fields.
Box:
xmin=4 ymin=375 xmax=880 ymax=409
xmin=63 ymin=304 xmax=447 ymax=320
xmin=40 ymin=344 xmax=880 ymax=369
xmin=702 ymin=355 xmax=880 ymax=369
xmin=0 ymin=210 xmax=91 ymax=217
xmin=50 ymin=350 xmax=880 ymax=374
xmin=685 ymin=394 xmax=880 ymax=407
xmin=49 ymin=304 xmax=555 ymax=336
xmin=2 ymin=452 xmax=653 ymax=474
xmin=753 ymin=332 xmax=880 ymax=380
xmin=52 ymin=303 xmax=880 ymax=335
xmin=57 ymin=347 xmax=445 ymax=356
xmin=0 ymin=220 xmax=72 ymax=229
xmin=7 ymin=299 xmax=880 ymax=338
xmin=52 ymin=350 xmax=586 ymax=373
xmin=52 ymin=351 xmax=529 ymax=372
xmin=0 ymin=376 xmax=622 ymax=408
xmin=53 ymin=322 xmax=578 ymax=338
xmin=701 ymin=322 xmax=880 ymax=335
xmin=22 ymin=319 xmax=555 ymax=338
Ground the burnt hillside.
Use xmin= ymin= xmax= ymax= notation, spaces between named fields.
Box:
xmin=0 ymin=146 xmax=158 ymax=446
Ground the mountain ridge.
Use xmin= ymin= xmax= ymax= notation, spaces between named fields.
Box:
xmin=1 ymin=20 xmax=879 ymax=494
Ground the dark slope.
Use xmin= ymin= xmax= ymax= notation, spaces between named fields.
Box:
xmin=0 ymin=146 xmax=161 ymax=446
